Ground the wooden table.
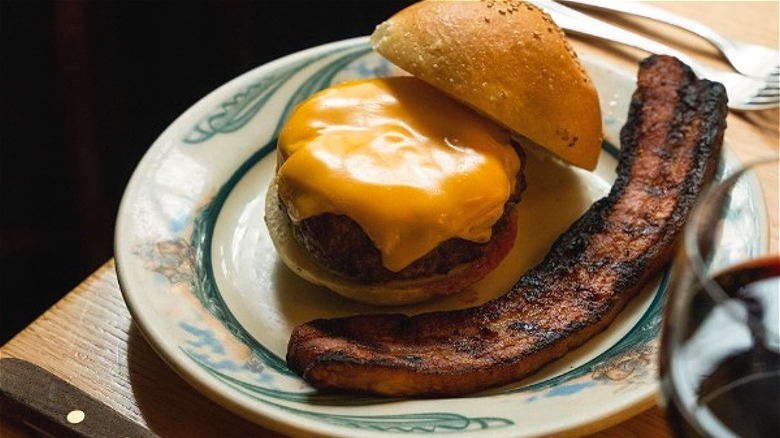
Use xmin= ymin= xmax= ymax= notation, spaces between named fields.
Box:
xmin=2 ymin=2 xmax=777 ymax=437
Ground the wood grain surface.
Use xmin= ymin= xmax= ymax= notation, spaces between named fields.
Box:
xmin=1 ymin=2 xmax=777 ymax=437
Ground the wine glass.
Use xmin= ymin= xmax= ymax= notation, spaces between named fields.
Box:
xmin=659 ymin=158 xmax=779 ymax=438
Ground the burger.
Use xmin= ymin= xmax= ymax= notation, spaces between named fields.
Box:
xmin=264 ymin=0 xmax=602 ymax=305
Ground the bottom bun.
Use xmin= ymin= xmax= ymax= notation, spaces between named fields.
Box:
xmin=264 ymin=180 xmax=519 ymax=305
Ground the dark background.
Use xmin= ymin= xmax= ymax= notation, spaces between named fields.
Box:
xmin=0 ymin=0 xmax=415 ymax=344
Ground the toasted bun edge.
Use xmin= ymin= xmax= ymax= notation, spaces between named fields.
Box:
xmin=370 ymin=0 xmax=603 ymax=170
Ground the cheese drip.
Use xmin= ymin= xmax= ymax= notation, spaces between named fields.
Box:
xmin=276 ymin=77 xmax=521 ymax=272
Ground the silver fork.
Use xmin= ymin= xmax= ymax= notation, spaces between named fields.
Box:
xmin=558 ymin=0 xmax=780 ymax=81
xmin=529 ymin=0 xmax=779 ymax=111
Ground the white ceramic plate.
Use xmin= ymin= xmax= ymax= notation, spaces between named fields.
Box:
xmin=116 ymin=37 xmax=758 ymax=437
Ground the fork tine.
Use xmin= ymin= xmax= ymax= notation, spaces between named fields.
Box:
xmin=756 ymin=84 xmax=779 ymax=93
xmin=755 ymin=77 xmax=778 ymax=88
xmin=749 ymin=94 xmax=780 ymax=104
xmin=746 ymin=87 xmax=779 ymax=106
xmin=749 ymin=95 xmax=779 ymax=102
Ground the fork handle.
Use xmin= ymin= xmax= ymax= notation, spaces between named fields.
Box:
xmin=558 ymin=0 xmax=735 ymax=52
xmin=533 ymin=1 xmax=698 ymax=68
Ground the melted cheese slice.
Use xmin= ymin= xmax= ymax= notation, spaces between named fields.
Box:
xmin=276 ymin=77 xmax=521 ymax=272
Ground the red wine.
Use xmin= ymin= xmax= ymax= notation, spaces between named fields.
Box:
xmin=662 ymin=256 xmax=780 ymax=438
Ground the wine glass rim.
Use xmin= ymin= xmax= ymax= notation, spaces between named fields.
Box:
xmin=685 ymin=156 xmax=778 ymax=305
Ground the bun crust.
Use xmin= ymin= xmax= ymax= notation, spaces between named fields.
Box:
xmin=371 ymin=0 xmax=602 ymax=170
xmin=265 ymin=180 xmax=518 ymax=305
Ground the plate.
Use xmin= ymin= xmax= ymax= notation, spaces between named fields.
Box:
xmin=115 ymin=37 xmax=758 ymax=437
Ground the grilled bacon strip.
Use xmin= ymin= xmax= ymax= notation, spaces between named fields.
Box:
xmin=286 ymin=55 xmax=728 ymax=397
